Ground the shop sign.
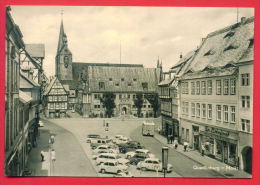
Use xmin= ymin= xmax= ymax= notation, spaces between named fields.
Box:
xmin=205 ymin=127 xmax=229 ymax=137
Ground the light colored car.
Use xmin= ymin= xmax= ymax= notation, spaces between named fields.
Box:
xmin=38 ymin=120 xmax=44 ymax=127
xmin=137 ymin=158 xmax=173 ymax=173
xmin=93 ymin=145 xmax=119 ymax=155
xmin=98 ymin=160 xmax=128 ymax=174
xmin=96 ymin=153 xmax=130 ymax=166
xmin=92 ymin=150 xmax=118 ymax=160
xmin=125 ymin=149 xmax=155 ymax=159
xmin=86 ymin=134 xmax=101 ymax=143
xmin=113 ymin=136 xmax=130 ymax=145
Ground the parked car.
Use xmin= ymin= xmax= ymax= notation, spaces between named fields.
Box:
xmin=118 ymin=141 xmax=143 ymax=153
xmin=137 ymin=158 xmax=173 ymax=173
xmin=98 ymin=160 xmax=129 ymax=174
xmin=92 ymin=150 xmax=118 ymax=160
xmin=38 ymin=120 xmax=44 ymax=127
xmin=125 ymin=149 xmax=155 ymax=159
xmin=90 ymin=138 xmax=112 ymax=149
xmin=128 ymin=152 xmax=150 ymax=165
xmin=113 ymin=136 xmax=130 ymax=145
xmin=96 ymin=153 xmax=129 ymax=166
xmin=93 ymin=145 xmax=119 ymax=155
xmin=86 ymin=134 xmax=101 ymax=143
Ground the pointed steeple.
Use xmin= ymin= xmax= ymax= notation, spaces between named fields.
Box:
xmin=157 ymin=56 xmax=160 ymax=68
xmin=56 ymin=19 xmax=68 ymax=55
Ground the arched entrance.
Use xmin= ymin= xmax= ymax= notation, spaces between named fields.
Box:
xmin=242 ymin=146 xmax=252 ymax=174
xmin=122 ymin=107 xmax=127 ymax=115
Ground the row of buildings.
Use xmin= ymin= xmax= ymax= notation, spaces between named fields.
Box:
xmin=43 ymin=19 xmax=162 ymax=118
xmin=5 ymin=7 xmax=47 ymax=176
xmin=158 ymin=17 xmax=253 ymax=174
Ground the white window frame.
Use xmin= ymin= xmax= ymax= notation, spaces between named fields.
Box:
xmin=223 ymin=105 xmax=228 ymax=122
xmin=208 ymin=104 xmax=212 ymax=120
xmin=202 ymin=104 xmax=206 ymax=118
xmin=231 ymin=106 xmax=236 ymax=123
xmin=216 ymin=105 xmax=222 ymax=121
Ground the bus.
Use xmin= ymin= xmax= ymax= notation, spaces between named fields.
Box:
xmin=142 ymin=121 xmax=155 ymax=136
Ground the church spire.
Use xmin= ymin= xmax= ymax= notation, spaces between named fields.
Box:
xmin=56 ymin=17 xmax=67 ymax=55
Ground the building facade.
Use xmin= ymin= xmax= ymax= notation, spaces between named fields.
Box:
xmin=53 ymin=19 xmax=162 ymax=118
xmin=43 ymin=77 xmax=69 ymax=118
xmin=5 ymin=7 xmax=44 ymax=176
xmin=177 ymin=17 xmax=253 ymax=172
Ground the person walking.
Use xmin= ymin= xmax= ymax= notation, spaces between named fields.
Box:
xmin=201 ymin=144 xmax=206 ymax=156
xmin=51 ymin=149 xmax=56 ymax=161
xmin=167 ymin=135 xmax=170 ymax=144
xmin=183 ymin=141 xmax=189 ymax=152
xmin=51 ymin=135 xmax=55 ymax=144
xmin=170 ymin=135 xmax=174 ymax=144
xmin=40 ymin=151 xmax=45 ymax=162
xmin=173 ymin=139 xmax=178 ymax=149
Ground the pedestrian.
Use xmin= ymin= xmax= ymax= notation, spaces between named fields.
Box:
xmin=201 ymin=144 xmax=205 ymax=156
xmin=170 ymin=135 xmax=174 ymax=144
xmin=40 ymin=151 xmax=45 ymax=162
xmin=167 ymin=135 xmax=170 ymax=144
xmin=184 ymin=141 xmax=189 ymax=152
xmin=157 ymin=127 xmax=161 ymax=134
xmin=173 ymin=139 xmax=178 ymax=149
xmin=51 ymin=135 xmax=55 ymax=144
xmin=51 ymin=149 xmax=56 ymax=161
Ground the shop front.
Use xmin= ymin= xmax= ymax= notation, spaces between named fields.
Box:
xmin=162 ymin=115 xmax=173 ymax=136
xmin=200 ymin=126 xmax=239 ymax=167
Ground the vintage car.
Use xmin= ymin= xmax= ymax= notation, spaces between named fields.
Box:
xmin=86 ymin=134 xmax=101 ymax=143
xmin=118 ymin=141 xmax=143 ymax=153
xmin=137 ymin=158 xmax=173 ymax=173
xmin=98 ymin=160 xmax=129 ymax=174
xmin=95 ymin=153 xmax=129 ymax=166
xmin=125 ymin=149 xmax=154 ymax=159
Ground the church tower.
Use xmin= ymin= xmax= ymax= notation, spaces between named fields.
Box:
xmin=55 ymin=19 xmax=73 ymax=81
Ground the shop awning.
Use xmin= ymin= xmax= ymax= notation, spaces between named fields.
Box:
xmin=19 ymin=90 xmax=32 ymax=104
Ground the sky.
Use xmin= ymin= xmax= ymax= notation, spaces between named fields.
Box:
xmin=10 ymin=6 xmax=254 ymax=77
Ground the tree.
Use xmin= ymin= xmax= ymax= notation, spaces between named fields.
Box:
xmin=100 ymin=92 xmax=116 ymax=118
xmin=134 ymin=93 xmax=144 ymax=117
xmin=144 ymin=93 xmax=160 ymax=118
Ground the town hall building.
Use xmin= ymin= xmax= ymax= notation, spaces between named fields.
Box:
xmin=50 ymin=19 xmax=162 ymax=118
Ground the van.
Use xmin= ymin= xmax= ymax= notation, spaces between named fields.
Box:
xmin=142 ymin=121 xmax=155 ymax=136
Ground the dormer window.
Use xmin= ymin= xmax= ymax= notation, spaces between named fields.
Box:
xmin=115 ymin=83 xmax=119 ymax=87
xmin=224 ymin=31 xmax=235 ymax=38
xmin=133 ymin=78 xmax=137 ymax=82
xmin=128 ymin=83 xmax=132 ymax=87
xmin=204 ymin=49 xmax=215 ymax=56
xmin=224 ymin=44 xmax=238 ymax=52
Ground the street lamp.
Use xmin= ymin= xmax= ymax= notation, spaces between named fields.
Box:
xmin=162 ymin=146 xmax=169 ymax=178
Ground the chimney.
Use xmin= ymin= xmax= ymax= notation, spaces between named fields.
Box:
xmin=180 ymin=53 xmax=183 ymax=59
xmin=241 ymin=17 xmax=246 ymax=24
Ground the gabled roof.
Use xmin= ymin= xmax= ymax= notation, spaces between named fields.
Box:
xmin=25 ymin=44 xmax=45 ymax=58
xmin=171 ymin=50 xmax=196 ymax=69
xmin=43 ymin=77 xmax=57 ymax=95
xmin=185 ymin=17 xmax=254 ymax=72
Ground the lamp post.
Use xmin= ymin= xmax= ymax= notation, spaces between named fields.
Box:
xmin=162 ymin=146 xmax=169 ymax=178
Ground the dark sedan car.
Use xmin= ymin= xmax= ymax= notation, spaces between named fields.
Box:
xmin=118 ymin=141 xmax=143 ymax=153
xmin=129 ymin=153 xmax=148 ymax=165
